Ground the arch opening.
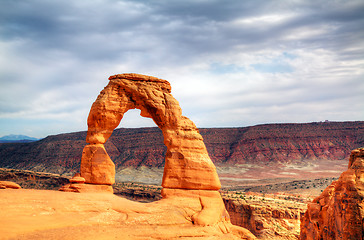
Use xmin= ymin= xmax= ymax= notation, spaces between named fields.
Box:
xmin=111 ymin=109 xmax=165 ymax=187
xmin=116 ymin=109 xmax=158 ymax=129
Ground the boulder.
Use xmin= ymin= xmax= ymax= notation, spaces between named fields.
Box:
xmin=69 ymin=175 xmax=85 ymax=184
xmin=0 ymin=181 xmax=21 ymax=189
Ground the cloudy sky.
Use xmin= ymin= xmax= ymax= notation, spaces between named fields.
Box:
xmin=0 ymin=0 xmax=363 ymax=138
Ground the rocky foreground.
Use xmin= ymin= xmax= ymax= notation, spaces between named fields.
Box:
xmin=0 ymin=189 xmax=256 ymax=240
xmin=0 ymin=167 xmax=308 ymax=240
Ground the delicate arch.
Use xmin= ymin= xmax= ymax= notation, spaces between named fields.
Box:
xmin=83 ymin=73 xmax=221 ymax=190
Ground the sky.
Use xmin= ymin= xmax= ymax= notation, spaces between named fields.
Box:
xmin=0 ymin=0 xmax=363 ymax=139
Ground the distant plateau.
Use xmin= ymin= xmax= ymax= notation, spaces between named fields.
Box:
xmin=0 ymin=121 xmax=363 ymax=187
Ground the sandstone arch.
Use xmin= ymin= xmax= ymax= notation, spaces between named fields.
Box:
xmin=81 ymin=73 xmax=221 ymax=190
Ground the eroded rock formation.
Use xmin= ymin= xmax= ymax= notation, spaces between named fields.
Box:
xmin=59 ymin=73 xmax=251 ymax=237
xmin=224 ymin=196 xmax=305 ymax=239
xmin=300 ymin=148 xmax=364 ymax=239
xmin=78 ymin=73 xmax=220 ymax=190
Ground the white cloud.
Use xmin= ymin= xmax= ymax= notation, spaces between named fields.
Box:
xmin=233 ymin=13 xmax=295 ymax=26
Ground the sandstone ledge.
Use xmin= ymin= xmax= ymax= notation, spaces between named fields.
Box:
xmin=0 ymin=189 xmax=255 ymax=239
xmin=59 ymin=183 xmax=113 ymax=193
xmin=0 ymin=180 xmax=21 ymax=189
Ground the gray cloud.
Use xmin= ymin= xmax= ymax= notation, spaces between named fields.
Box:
xmin=0 ymin=0 xmax=363 ymax=138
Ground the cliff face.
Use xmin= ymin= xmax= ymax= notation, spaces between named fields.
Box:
xmin=202 ymin=122 xmax=364 ymax=164
xmin=0 ymin=121 xmax=363 ymax=174
xmin=300 ymin=148 xmax=364 ymax=239
xmin=0 ymin=131 xmax=87 ymax=174
xmin=224 ymin=196 xmax=305 ymax=240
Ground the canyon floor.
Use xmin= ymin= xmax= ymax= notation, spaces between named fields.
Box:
xmin=115 ymin=159 xmax=345 ymax=196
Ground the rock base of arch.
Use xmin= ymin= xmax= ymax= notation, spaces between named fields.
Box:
xmin=161 ymin=188 xmax=230 ymax=226
xmin=80 ymin=144 xmax=115 ymax=185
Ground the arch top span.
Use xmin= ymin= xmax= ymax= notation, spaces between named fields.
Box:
xmin=109 ymin=73 xmax=172 ymax=92
xmin=82 ymin=73 xmax=221 ymax=190
xmin=86 ymin=73 xmax=177 ymax=144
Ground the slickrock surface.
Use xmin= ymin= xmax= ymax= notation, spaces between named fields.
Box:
xmin=0 ymin=189 xmax=256 ymax=240
xmin=300 ymin=148 xmax=364 ymax=239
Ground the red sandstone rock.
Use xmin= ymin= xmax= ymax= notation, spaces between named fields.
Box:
xmin=80 ymin=144 xmax=115 ymax=185
xmin=59 ymin=183 xmax=113 ymax=193
xmin=300 ymin=148 xmax=364 ymax=239
xmin=0 ymin=181 xmax=21 ymax=189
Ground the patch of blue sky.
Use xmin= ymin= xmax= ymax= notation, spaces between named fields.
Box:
xmin=0 ymin=118 xmax=77 ymax=138
xmin=251 ymin=52 xmax=296 ymax=73
xmin=208 ymin=63 xmax=247 ymax=75
xmin=209 ymin=52 xmax=296 ymax=75
xmin=282 ymin=52 xmax=297 ymax=60
xmin=251 ymin=62 xmax=294 ymax=73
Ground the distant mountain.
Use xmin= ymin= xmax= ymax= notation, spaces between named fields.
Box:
xmin=0 ymin=135 xmax=39 ymax=143
xmin=0 ymin=121 xmax=363 ymax=175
